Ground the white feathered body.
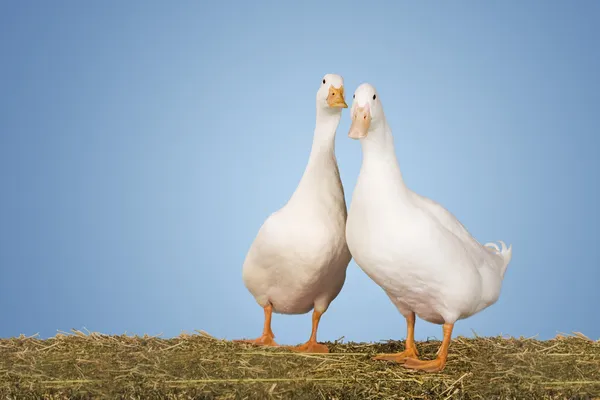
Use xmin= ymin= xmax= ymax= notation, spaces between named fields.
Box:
xmin=346 ymin=124 xmax=512 ymax=325
xmin=243 ymin=119 xmax=352 ymax=315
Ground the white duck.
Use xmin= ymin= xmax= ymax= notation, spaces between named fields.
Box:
xmin=235 ymin=74 xmax=352 ymax=353
xmin=345 ymin=83 xmax=513 ymax=372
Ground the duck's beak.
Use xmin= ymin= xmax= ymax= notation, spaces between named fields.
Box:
xmin=348 ymin=103 xmax=371 ymax=139
xmin=327 ymin=85 xmax=348 ymax=108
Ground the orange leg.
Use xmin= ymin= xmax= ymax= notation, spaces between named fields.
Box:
xmin=234 ymin=304 xmax=278 ymax=347
xmin=373 ymin=311 xmax=419 ymax=362
xmin=402 ymin=323 xmax=454 ymax=372
xmin=288 ymin=309 xmax=329 ymax=353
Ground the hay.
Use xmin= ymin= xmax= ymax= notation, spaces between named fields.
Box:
xmin=1 ymin=330 xmax=599 ymax=399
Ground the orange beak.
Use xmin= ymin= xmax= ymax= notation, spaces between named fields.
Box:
xmin=327 ymin=85 xmax=348 ymax=108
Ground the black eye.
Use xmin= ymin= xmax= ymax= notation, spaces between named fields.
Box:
xmin=323 ymin=79 xmax=326 ymax=84
xmin=353 ymin=94 xmax=355 ymax=99
xmin=373 ymin=94 xmax=377 ymax=100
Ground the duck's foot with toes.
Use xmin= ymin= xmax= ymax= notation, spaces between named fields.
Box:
xmin=234 ymin=304 xmax=279 ymax=347
xmin=285 ymin=308 xmax=329 ymax=353
xmin=233 ymin=334 xmax=278 ymax=347
xmin=288 ymin=340 xmax=329 ymax=353
xmin=373 ymin=345 xmax=419 ymax=363
xmin=401 ymin=323 xmax=453 ymax=373
xmin=402 ymin=357 xmax=446 ymax=372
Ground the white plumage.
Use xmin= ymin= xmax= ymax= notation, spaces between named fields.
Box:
xmin=345 ymin=82 xmax=513 ymax=371
xmin=237 ymin=74 xmax=352 ymax=353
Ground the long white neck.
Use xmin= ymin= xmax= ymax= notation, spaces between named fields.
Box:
xmin=359 ymin=119 xmax=408 ymax=195
xmin=288 ymin=108 xmax=343 ymax=205
xmin=308 ymin=108 xmax=341 ymax=164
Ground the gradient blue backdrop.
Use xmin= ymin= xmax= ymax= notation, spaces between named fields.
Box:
xmin=1 ymin=1 xmax=599 ymax=343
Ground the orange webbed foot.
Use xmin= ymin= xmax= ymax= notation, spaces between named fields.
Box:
xmin=401 ymin=323 xmax=453 ymax=372
xmin=287 ymin=340 xmax=329 ymax=354
xmin=235 ymin=304 xmax=278 ymax=347
xmin=233 ymin=335 xmax=278 ymax=347
xmin=402 ymin=357 xmax=446 ymax=372
xmin=372 ymin=346 xmax=419 ymax=363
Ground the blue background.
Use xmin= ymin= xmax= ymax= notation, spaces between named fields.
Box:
xmin=1 ymin=1 xmax=599 ymax=343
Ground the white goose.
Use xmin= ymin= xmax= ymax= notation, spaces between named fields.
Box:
xmin=345 ymin=83 xmax=513 ymax=372
xmin=236 ymin=74 xmax=352 ymax=353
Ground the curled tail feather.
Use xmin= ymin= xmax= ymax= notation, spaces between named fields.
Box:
xmin=484 ymin=240 xmax=513 ymax=276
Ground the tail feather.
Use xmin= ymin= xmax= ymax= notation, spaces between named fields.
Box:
xmin=484 ymin=240 xmax=513 ymax=276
